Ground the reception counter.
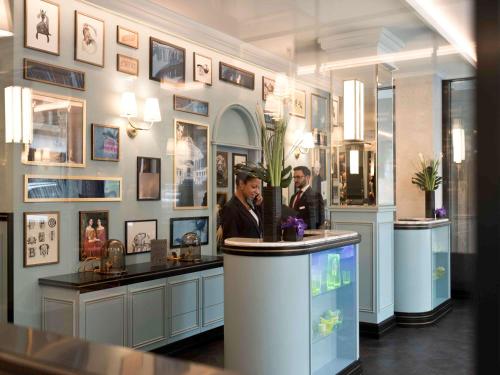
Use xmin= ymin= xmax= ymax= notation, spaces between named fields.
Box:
xmin=222 ymin=230 xmax=362 ymax=375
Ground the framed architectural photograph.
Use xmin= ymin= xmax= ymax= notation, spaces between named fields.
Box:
xmin=24 ymin=58 xmax=85 ymax=91
xmin=170 ymin=217 xmax=209 ymax=249
xmin=74 ymin=11 xmax=105 ymax=67
xmin=193 ymin=52 xmax=212 ymax=85
xmin=79 ymin=210 xmax=108 ymax=261
xmin=290 ymin=89 xmax=306 ymax=118
xmin=312 ymin=93 xmax=328 ymax=130
xmin=174 ymin=119 xmax=209 ymax=209
xmin=216 ymin=151 xmax=228 ymax=188
xmin=117 ymin=54 xmax=138 ymax=76
xmin=232 ymin=153 xmax=247 ymax=192
xmin=22 ymin=91 xmax=86 ymax=168
xmin=25 ymin=0 xmax=60 ymax=55
xmin=91 ymin=124 xmax=120 ymax=161
xmin=116 ymin=25 xmax=138 ymax=49
xmin=23 ymin=211 xmax=59 ymax=267
xmin=216 ymin=192 xmax=227 ymax=207
xmin=125 ymin=219 xmax=157 ymax=255
xmin=150 ymin=37 xmax=185 ymax=83
xmin=262 ymin=76 xmax=275 ymax=101
xmin=219 ymin=62 xmax=254 ymax=90
xmin=174 ymin=95 xmax=209 ymax=117
xmin=332 ymin=96 xmax=340 ymax=126
xmin=137 ymin=157 xmax=161 ymax=201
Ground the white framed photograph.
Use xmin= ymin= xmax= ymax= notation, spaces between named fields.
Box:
xmin=74 ymin=11 xmax=105 ymax=67
xmin=193 ymin=52 xmax=212 ymax=85
xmin=332 ymin=96 xmax=340 ymax=126
xmin=125 ymin=219 xmax=158 ymax=255
xmin=24 ymin=212 xmax=59 ymax=267
xmin=25 ymin=0 xmax=60 ymax=55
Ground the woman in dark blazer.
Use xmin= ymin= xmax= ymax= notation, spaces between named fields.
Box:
xmin=222 ymin=171 xmax=263 ymax=240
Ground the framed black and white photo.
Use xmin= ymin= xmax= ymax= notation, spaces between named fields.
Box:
xmin=332 ymin=96 xmax=340 ymax=126
xmin=117 ymin=25 xmax=138 ymax=49
xmin=24 ymin=58 xmax=85 ymax=91
xmin=174 ymin=95 xmax=209 ymax=117
xmin=312 ymin=93 xmax=328 ymax=130
xmin=262 ymin=76 xmax=275 ymax=101
xmin=216 ymin=151 xmax=228 ymax=188
xmin=24 ymin=211 xmax=59 ymax=267
xmin=170 ymin=217 xmax=209 ymax=249
xmin=219 ymin=62 xmax=254 ymax=90
xmin=232 ymin=153 xmax=247 ymax=193
xmin=137 ymin=157 xmax=161 ymax=201
xmin=25 ymin=0 xmax=60 ymax=55
xmin=117 ymin=54 xmax=138 ymax=76
xmin=193 ymin=52 xmax=212 ymax=85
xmin=79 ymin=210 xmax=108 ymax=261
xmin=125 ymin=219 xmax=157 ymax=255
xmin=91 ymin=124 xmax=120 ymax=161
xmin=216 ymin=192 xmax=227 ymax=207
xmin=150 ymin=37 xmax=185 ymax=84
xmin=22 ymin=91 xmax=86 ymax=167
xmin=74 ymin=11 xmax=105 ymax=67
xmin=290 ymin=89 xmax=306 ymax=118
xmin=174 ymin=119 xmax=209 ymax=209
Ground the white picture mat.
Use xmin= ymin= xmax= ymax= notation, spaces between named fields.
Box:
xmin=126 ymin=221 xmax=157 ymax=253
xmin=25 ymin=0 xmax=59 ymax=54
xmin=25 ymin=213 xmax=58 ymax=266
xmin=75 ymin=12 xmax=104 ymax=66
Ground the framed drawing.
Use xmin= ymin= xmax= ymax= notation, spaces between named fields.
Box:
xmin=216 ymin=151 xmax=228 ymax=188
xmin=219 ymin=62 xmax=254 ymax=90
xmin=170 ymin=217 xmax=209 ymax=249
xmin=193 ymin=52 xmax=212 ymax=85
xmin=24 ymin=211 xmax=59 ymax=267
xmin=117 ymin=54 xmax=139 ymax=76
xmin=74 ymin=11 xmax=105 ymax=67
xmin=290 ymin=89 xmax=306 ymax=118
xmin=25 ymin=175 xmax=122 ymax=202
xmin=150 ymin=37 xmax=185 ymax=83
xmin=331 ymin=96 xmax=340 ymax=126
xmin=24 ymin=58 xmax=85 ymax=91
xmin=125 ymin=219 xmax=157 ymax=255
xmin=262 ymin=76 xmax=275 ymax=101
xmin=116 ymin=26 xmax=138 ymax=49
xmin=91 ymin=124 xmax=120 ymax=161
xmin=79 ymin=210 xmax=108 ymax=260
xmin=174 ymin=119 xmax=209 ymax=209
xmin=312 ymin=93 xmax=328 ymax=130
xmin=137 ymin=156 xmax=161 ymax=201
xmin=174 ymin=95 xmax=209 ymax=117
xmin=22 ymin=91 xmax=86 ymax=167
xmin=232 ymin=153 xmax=247 ymax=192
xmin=216 ymin=192 xmax=227 ymax=207
xmin=24 ymin=0 xmax=60 ymax=55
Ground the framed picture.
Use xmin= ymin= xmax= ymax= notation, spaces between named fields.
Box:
xmin=91 ymin=124 xmax=120 ymax=161
xmin=79 ymin=210 xmax=108 ymax=261
xmin=24 ymin=0 xmax=60 ymax=55
xmin=312 ymin=93 xmax=328 ymax=130
xmin=216 ymin=192 xmax=227 ymax=207
xmin=170 ymin=217 xmax=209 ymax=249
xmin=174 ymin=95 xmax=209 ymax=117
xmin=193 ymin=52 xmax=212 ymax=85
xmin=137 ymin=157 xmax=161 ymax=201
xmin=219 ymin=62 xmax=254 ymax=90
xmin=232 ymin=153 xmax=247 ymax=192
xmin=331 ymin=146 xmax=338 ymax=179
xmin=24 ymin=58 xmax=85 ymax=91
xmin=216 ymin=151 xmax=228 ymax=188
xmin=290 ymin=89 xmax=306 ymax=118
xmin=22 ymin=91 xmax=86 ymax=168
xmin=117 ymin=26 xmax=138 ymax=49
xmin=25 ymin=175 xmax=122 ymax=202
xmin=23 ymin=211 xmax=59 ymax=267
xmin=312 ymin=148 xmax=327 ymax=202
xmin=74 ymin=11 xmax=105 ymax=67
xmin=262 ymin=76 xmax=275 ymax=101
xmin=174 ymin=119 xmax=209 ymax=209
xmin=117 ymin=54 xmax=139 ymax=76
xmin=149 ymin=37 xmax=185 ymax=84
xmin=332 ymin=96 xmax=340 ymax=126
xmin=125 ymin=219 xmax=158 ymax=255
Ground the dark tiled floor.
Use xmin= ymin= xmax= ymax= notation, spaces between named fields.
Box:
xmin=171 ymin=299 xmax=474 ymax=374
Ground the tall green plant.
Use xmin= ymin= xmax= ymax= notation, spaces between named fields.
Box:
xmin=411 ymin=154 xmax=443 ymax=191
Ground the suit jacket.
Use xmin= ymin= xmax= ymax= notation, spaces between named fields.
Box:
xmin=221 ymin=196 xmax=263 ymax=240
xmin=289 ymin=186 xmax=325 ymax=229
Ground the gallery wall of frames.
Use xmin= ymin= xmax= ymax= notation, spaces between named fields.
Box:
xmin=1 ymin=0 xmax=331 ymax=327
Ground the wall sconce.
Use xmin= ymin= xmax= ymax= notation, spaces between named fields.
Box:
xmin=4 ymin=86 xmax=33 ymax=144
xmin=292 ymin=131 xmax=315 ymax=159
xmin=343 ymin=79 xmax=364 ymax=141
xmin=452 ymin=119 xmax=465 ymax=163
xmin=120 ymin=92 xmax=161 ymax=138
xmin=349 ymin=149 xmax=360 ymax=174
xmin=0 ymin=0 xmax=13 ymax=37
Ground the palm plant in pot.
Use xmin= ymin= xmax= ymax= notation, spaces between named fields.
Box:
xmin=411 ymin=153 xmax=443 ymax=218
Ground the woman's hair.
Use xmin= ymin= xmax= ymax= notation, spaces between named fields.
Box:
xmin=235 ymin=171 xmax=258 ymax=187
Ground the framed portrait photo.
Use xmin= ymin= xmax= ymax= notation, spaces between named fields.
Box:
xmin=332 ymin=96 xmax=340 ymax=126
xmin=312 ymin=93 xmax=329 ymax=130
xmin=262 ymin=76 xmax=275 ymax=101
xmin=219 ymin=62 xmax=254 ymax=90
xmin=137 ymin=157 xmax=161 ymax=201
xmin=174 ymin=95 xmax=209 ymax=117
xmin=91 ymin=124 xmax=120 ymax=161
xmin=79 ymin=210 xmax=109 ymax=261
xmin=24 ymin=58 xmax=85 ymax=91
xmin=290 ymin=89 xmax=306 ymax=118
xmin=150 ymin=37 xmax=185 ymax=84
xmin=216 ymin=192 xmax=227 ymax=207
xmin=117 ymin=54 xmax=139 ymax=76
xmin=74 ymin=11 xmax=105 ymax=67
xmin=216 ymin=151 xmax=228 ymax=188
xmin=125 ymin=219 xmax=157 ymax=255
xmin=24 ymin=211 xmax=59 ymax=267
xmin=170 ymin=217 xmax=209 ymax=249
xmin=116 ymin=25 xmax=138 ymax=49
xmin=24 ymin=0 xmax=60 ymax=55
xmin=193 ymin=52 xmax=212 ymax=85
xmin=232 ymin=153 xmax=247 ymax=193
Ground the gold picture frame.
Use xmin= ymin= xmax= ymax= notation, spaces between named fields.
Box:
xmin=116 ymin=25 xmax=139 ymax=49
xmin=24 ymin=0 xmax=60 ymax=56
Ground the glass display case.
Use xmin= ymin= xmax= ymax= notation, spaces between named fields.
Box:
xmin=431 ymin=225 xmax=451 ymax=308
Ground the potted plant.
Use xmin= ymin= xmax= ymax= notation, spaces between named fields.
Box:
xmin=411 ymin=153 xmax=443 ymax=218
xmin=281 ymin=216 xmax=307 ymax=241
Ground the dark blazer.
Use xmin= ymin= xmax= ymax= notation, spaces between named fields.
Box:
xmin=221 ymin=196 xmax=263 ymax=240
xmin=289 ymin=186 xmax=325 ymax=229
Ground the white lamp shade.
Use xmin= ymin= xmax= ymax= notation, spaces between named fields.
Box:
xmin=120 ymin=92 xmax=138 ymax=118
xmin=452 ymin=127 xmax=465 ymax=163
xmin=343 ymin=79 xmax=364 ymax=141
xmin=0 ymin=0 xmax=13 ymax=37
xmin=301 ymin=132 xmax=315 ymax=149
xmin=349 ymin=149 xmax=359 ymax=175
xmin=144 ymin=97 xmax=161 ymax=122
xmin=4 ymin=86 xmax=32 ymax=144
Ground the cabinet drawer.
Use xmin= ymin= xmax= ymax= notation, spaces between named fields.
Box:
xmin=202 ymin=273 xmax=224 ymax=308
xmin=170 ymin=311 xmax=200 ymax=338
xmin=203 ymin=303 xmax=224 ymax=327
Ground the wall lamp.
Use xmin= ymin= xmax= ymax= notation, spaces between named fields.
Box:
xmin=120 ymin=92 xmax=161 ymax=138
xmin=343 ymin=79 xmax=364 ymax=141
xmin=4 ymin=86 xmax=33 ymax=144
xmin=287 ymin=131 xmax=315 ymax=159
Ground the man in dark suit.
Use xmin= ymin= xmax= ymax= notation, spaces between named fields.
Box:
xmin=289 ymin=166 xmax=325 ymax=229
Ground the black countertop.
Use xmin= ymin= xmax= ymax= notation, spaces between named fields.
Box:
xmin=39 ymin=256 xmax=223 ymax=293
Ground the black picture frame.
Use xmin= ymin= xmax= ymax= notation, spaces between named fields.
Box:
xmin=219 ymin=62 xmax=255 ymax=90
xmin=173 ymin=95 xmax=209 ymax=117
xmin=232 ymin=153 xmax=247 ymax=193
xmin=24 ymin=58 xmax=85 ymax=91
xmin=125 ymin=219 xmax=158 ymax=255
xmin=169 ymin=216 xmax=209 ymax=249
xmin=216 ymin=151 xmax=228 ymax=188
xmin=137 ymin=156 xmax=161 ymax=201
xmin=149 ymin=37 xmax=185 ymax=84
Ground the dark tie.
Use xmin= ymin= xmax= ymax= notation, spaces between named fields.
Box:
xmin=293 ymin=190 xmax=303 ymax=209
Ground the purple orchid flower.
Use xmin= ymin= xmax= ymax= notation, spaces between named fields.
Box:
xmin=433 ymin=207 xmax=447 ymax=218
xmin=281 ymin=216 xmax=307 ymax=237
